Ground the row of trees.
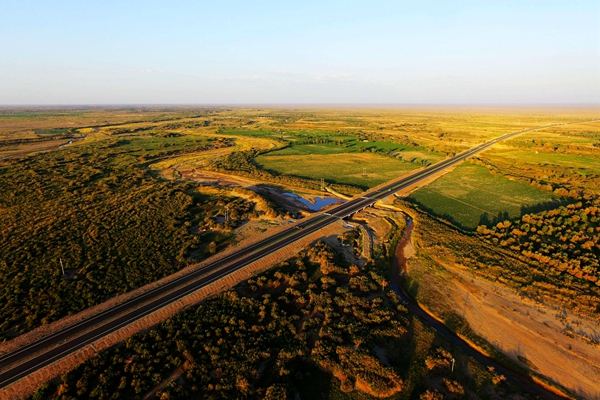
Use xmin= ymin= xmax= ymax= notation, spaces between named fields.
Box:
xmin=402 ymin=198 xmax=600 ymax=317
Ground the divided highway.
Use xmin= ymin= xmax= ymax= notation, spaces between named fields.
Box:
xmin=0 ymin=124 xmax=556 ymax=389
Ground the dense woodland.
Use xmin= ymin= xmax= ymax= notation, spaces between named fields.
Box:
xmin=0 ymin=138 xmax=267 ymax=339
xmin=477 ymin=199 xmax=600 ymax=285
xmin=403 ymin=201 xmax=600 ymax=319
xmin=31 ymin=242 xmax=521 ymax=400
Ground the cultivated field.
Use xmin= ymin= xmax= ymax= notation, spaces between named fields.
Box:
xmin=256 ymin=152 xmax=418 ymax=189
xmin=408 ymin=163 xmax=560 ymax=230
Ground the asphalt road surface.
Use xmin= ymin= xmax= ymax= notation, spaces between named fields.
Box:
xmin=0 ymin=123 xmax=569 ymax=390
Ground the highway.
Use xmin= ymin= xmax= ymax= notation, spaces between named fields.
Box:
xmin=0 ymin=124 xmax=560 ymax=389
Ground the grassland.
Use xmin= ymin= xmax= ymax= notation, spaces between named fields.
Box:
xmin=265 ymin=143 xmax=353 ymax=156
xmin=264 ymin=139 xmax=440 ymax=159
xmin=475 ymin=120 xmax=600 ymax=197
xmin=490 ymin=150 xmax=600 ymax=170
xmin=256 ymin=152 xmax=418 ymax=189
xmin=408 ymin=163 xmax=560 ymax=230
xmin=486 ymin=122 xmax=600 ymax=172
xmin=220 ymin=129 xmax=442 ymax=190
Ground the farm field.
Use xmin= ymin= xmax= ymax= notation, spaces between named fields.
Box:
xmin=408 ymin=163 xmax=561 ymax=230
xmin=255 ymin=152 xmax=418 ymax=189
xmin=486 ymin=149 xmax=600 ymax=172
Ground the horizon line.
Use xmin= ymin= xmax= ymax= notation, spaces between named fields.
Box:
xmin=1 ymin=102 xmax=600 ymax=109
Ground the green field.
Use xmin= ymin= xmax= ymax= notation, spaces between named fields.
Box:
xmin=108 ymin=135 xmax=211 ymax=153
xmin=219 ymin=128 xmax=275 ymax=137
xmin=265 ymin=143 xmax=352 ymax=156
xmin=255 ymin=152 xmax=417 ymax=189
xmin=487 ymin=149 xmax=600 ymax=171
xmin=266 ymin=140 xmax=424 ymax=156
xmin=254 ymin=138 xmax=441 ymax=190
xmin=408 ymin=163 xmax=561 ymax=229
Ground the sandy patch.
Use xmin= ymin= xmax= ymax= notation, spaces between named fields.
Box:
xmin=414 ymin=257 xmax=600 ymax=399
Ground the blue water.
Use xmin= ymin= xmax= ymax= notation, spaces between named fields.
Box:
xmin=284 ymin=192 xmax=343 ymax=211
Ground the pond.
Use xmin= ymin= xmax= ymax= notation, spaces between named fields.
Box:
xmin=284 ymin=192 xmax=344 ymax=211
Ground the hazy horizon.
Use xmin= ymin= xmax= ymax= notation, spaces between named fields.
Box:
xmin=2 ymin=0 xmax=598 ymax=105
xmin=2 ymin=103 xmax=599 ymax=109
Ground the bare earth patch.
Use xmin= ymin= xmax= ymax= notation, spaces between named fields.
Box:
xmin=409 ymin=254 xmax=600 ymax=399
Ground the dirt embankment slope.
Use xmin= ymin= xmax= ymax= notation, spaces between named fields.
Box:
xmin=406 ymin=212 xmax=600 ymax=399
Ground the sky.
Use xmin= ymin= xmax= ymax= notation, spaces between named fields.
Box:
xmin=1 ymin=0 xmax=598 ymax=105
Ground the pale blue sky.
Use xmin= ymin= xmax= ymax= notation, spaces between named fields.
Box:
xmin=1 ymin=1 xmax=598 ymax=104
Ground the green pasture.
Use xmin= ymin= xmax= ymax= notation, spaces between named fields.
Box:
xmin=255 ymin=152 xmax=417 ymax=189
xmin=220 ymin=129 xmax=275 ymax=137
xmin=220 ymin=129 xmax=443 ymax=161
xmin=263 ymin=140 xmax=435 ymax=157
xmin=267 ymin=143 xmax=352 ymax=156
xmin=506 ymin=130 xmax=600 ymax=146
xmin=487 ymin=149 xmax=600 ymax=171
xmin=221 ymin=128 xmax=352 ymax=142
xmin=408 ymin=163 xmax=560 ymax=230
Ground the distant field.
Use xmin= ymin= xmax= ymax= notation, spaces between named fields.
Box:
xmin=488 ymin=123 xmax=600 ymax=164
xmin=255 ymin=152 xmax=417 ymax=189
xmin=108 ymin=135 xmax=211 ymax=155
xmin=408 ymin=163 xmax=560 ymax=230
xmin=264 ymin=140 xmax=440 ymax=158
xmin=220 ymin=128 xmax=275 ymax=137
xmin=487 ymin=150 xmax=600 ymax=171
xmin=268 ymin=143 xmax=350 ymax=155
